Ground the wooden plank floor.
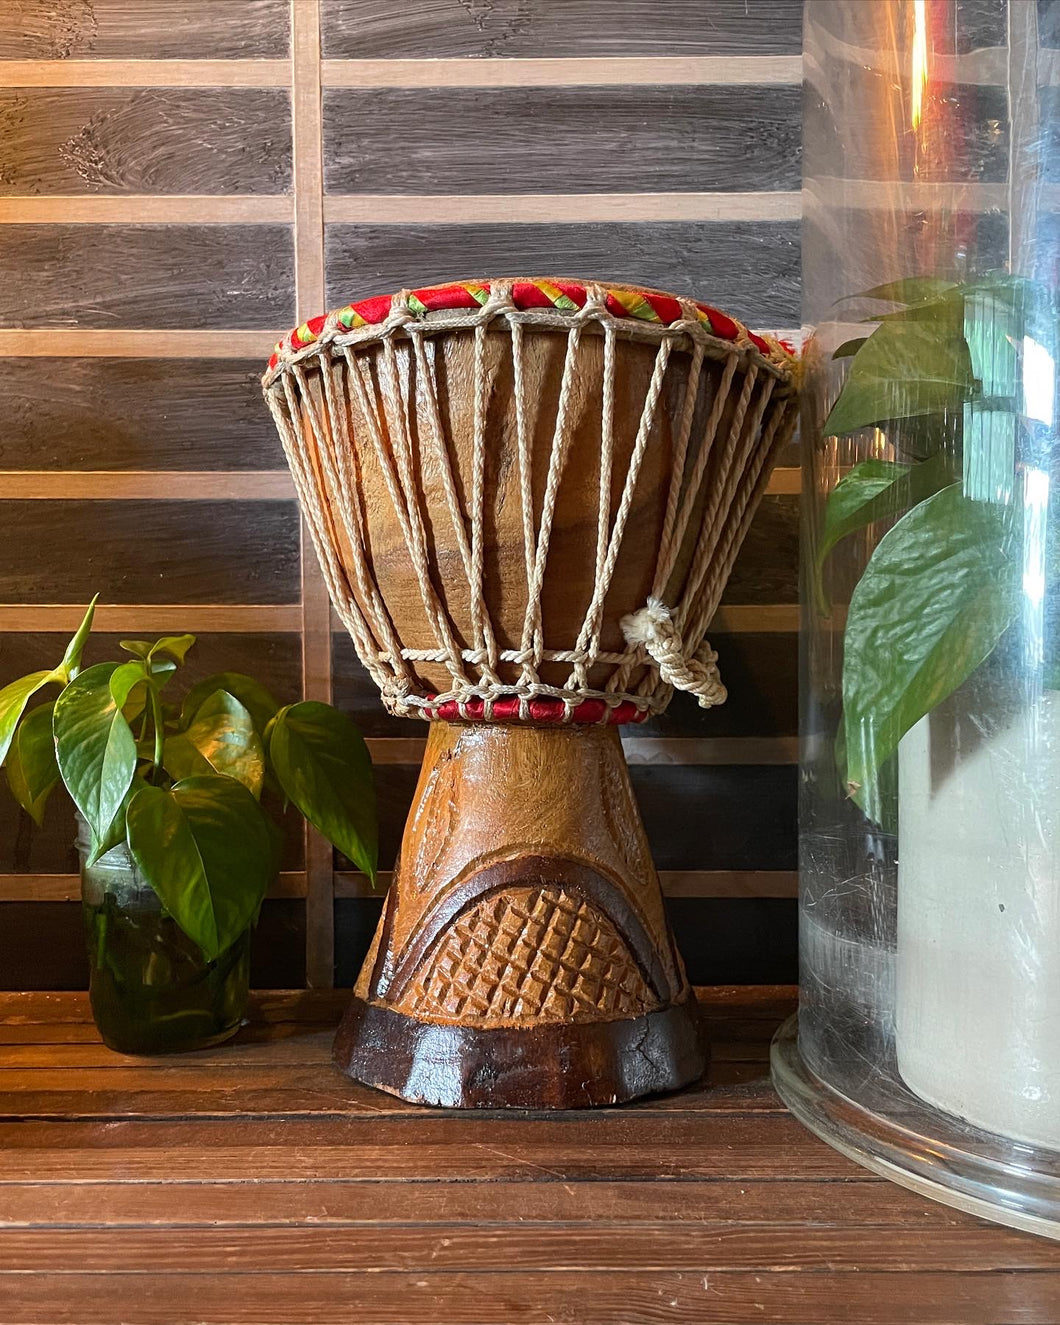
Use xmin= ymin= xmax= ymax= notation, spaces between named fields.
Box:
xmin=1 ymin=987 xmax=1058 ymax=1325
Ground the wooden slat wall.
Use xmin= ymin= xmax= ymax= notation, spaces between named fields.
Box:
xmin=0 ymin=0 xmax=803 ymax=992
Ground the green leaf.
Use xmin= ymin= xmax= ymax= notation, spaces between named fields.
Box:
xmin=180 ymin=672 xmax=279 ymax=736
xmin=55 ymin=596 xmax=98 ymax=683
xmin=90 ymin=772 xmax=150 ymax=860
xmin=815 ymin=451 xmax=957 ymax=611
xmin=824 ymin=320 xmax=975 ymax=437
xmin=0 ymin=671 xmax=53 ymax=769
xmin=148 ymin=634 xmax=197 ymax=664
xmin=54 ymin=662 xmax=141 ymax=861
xmin=164 ymin=690 xmax=265 ymax=797
xmin=126 ymin=774 xmax=274 ymax=960
xmin=5 ymin=703 xmax=59 ymax=826
xmin=269 ymin=701 xmax=377 ymax=882
xmin=843 ymin=484 xmax=1019 ymax=823
xmin=832 ymin=337 xmax=868 ymax=359
xmin=119 ymin=640 xmax=153 ymax=660
xmin=852 ymin=276 xmax=960 ymax=305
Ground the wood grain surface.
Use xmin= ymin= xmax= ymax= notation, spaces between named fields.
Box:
xmin=323 ymin=86 xmax=801 ymax=194
xmin=325 ymin=221 xmax=800 ymax=328
xmin=0 ymin=225 xmax=294 ymax=328
xmin=320 ymin=0 xmax=804 ymax=59
xmin=1 ymin=358 xmax=284 ymax=471
xmin=1 ymin=986 xmax=1057 ymax=1325
xmin=0 ymin=0 xmax=292 ymax=60
xmin=0 ymin=88 xmax=292 ymax=195
xmin=0 ymin=500 xmax=300 ymax=603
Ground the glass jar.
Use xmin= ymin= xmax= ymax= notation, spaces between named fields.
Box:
xmin=772 ymin=0 xmax=1060 ymax=1236
xmin=79 ymin=818 xmax=251 ymax=1053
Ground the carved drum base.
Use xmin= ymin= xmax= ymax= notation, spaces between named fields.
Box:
xmin=333 ymin=723 xmax=708 ymax=1108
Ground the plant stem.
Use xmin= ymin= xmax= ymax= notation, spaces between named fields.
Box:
xmin=149 ymin=686 xmax=165 ymax=784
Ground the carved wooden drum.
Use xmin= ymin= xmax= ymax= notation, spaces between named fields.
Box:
xmin=263 ymin=278 xmax=797 ymax=1108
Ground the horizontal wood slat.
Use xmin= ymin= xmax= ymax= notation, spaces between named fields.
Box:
xmin=0 ymin=330 xmax=282 ymax=357
xmin=0 ymin=500 xmax=300 ymax=604
xmin=322 ymin=192 xmax=802 ymax=223
xmin=321 ymin=56 xmax=803 ymax=86
xmin=325 ymin=220 xmax=800 ymax=328
xmin=0 ymin=89 xmax=292 ymax=196
xmin=0 ymin=604 xmax=797 ymax=634
xmin=0 ymin=1 xmax=291 ymax=60
xmin=320 ymin=0 xmax=804 ymax=60
xmin=0 ymin=225 xmax=294 ymax=329
xmin=0 ymin=870 xmax=797 ymax=902
xmin=3 ymin=469 xmax=798 ymax=499
xmin=0 ymin=197 xmax=294 ymax=223
xmin=0 ymin=56 xmax=802 ymax=88
xmin=323 ymin=86 xmax=801 ymax=195
xmin=0 ymin=472 xmax=294 ymax=499
xmin=0 ymin=60 xmax=293 ymax=87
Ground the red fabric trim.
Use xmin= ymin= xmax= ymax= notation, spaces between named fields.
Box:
xmin=511 ymin=280 xmax=555 ymax=309
xmin=424 ymin=694 xmax=648 ymax=725
xmin=349 ymin=293 xmax=392 ymax=324
xmin=414 ymin=283 xmax=483 ymax=311
xmin=646 ymin=293 xmax=683 ymax=323
xmin=267 ymin=280 xmax=789 ymax=375
xmin=700 ymin=305 xmax=739 ymax=340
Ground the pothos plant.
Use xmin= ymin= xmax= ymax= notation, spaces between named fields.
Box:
xmin=0 ymin=598 xmax=377 ymax=960
xmin=819 ymin=272 xmax=1057 ymax=824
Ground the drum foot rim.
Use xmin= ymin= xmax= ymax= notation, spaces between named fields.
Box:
xmin=332 ymin=992 xmax=708 ymax=1109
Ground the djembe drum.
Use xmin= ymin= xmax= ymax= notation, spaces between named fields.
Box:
xmin=263 ymin=278 xmax=797 ymax=1108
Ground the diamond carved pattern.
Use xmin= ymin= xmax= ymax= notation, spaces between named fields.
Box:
xmin=396 ymin=885 xmax=660 ymax=1026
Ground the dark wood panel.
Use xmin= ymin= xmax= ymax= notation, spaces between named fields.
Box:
xmin=0 ymin=0 xmax=290 ymax=59
xmin=1 ymin=359 xmax=282 ymax=471
xmin=721 ymin=494 xmax=798 ymax=605
xmin=325 ymin=221 xmax=800 ymax=328
xmin=0 ymin=499 xmax=299 ymax=602
xmin=367 ymin=763 xmax=795 ymax=872
xmin=0 ymin=90 xmax=291 ymax=196
xmin=0 ymin=902 xmax=304 ymax=991
xmin=332 ymin=632 xmax=798 ymax=739
xmin=323 ymin=86 xmax=801 ymax=194
xmin=639 ymin=635 xmax=798 ymax=739
xmin=321 ymin=0 xmax=804 ymax=58
xmin=0 ymin=226 xmax=294 ymax=329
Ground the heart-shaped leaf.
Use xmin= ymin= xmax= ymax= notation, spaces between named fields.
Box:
xmin=843 ymin=484 xmax=1019 ymax=823
xmin=149 ymin=634 xmax=197 ymax=664
xmin=127 ymin=774 xmax=274 ymax=960
xmin=815 ymin=451 xmax=957 ymax=612
xmin=824 ymin=319 xmax=975 ymax=437
xmin=268 ymin=701 xmax=377 ymax=882
xmin=0 ymin=671 xmax=53 ymax=769
xmin=180 ymin=672 xmax=279 ymax=736
xmin=54 ymin=661 xmax=141 ymax=860
xmin=5 ymin=702 xmax=59 ymax=826
xmin=164 ymin=689 xmax=265 ymax=797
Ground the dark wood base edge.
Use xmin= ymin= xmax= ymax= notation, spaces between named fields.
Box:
xmin=332 ymin=993 xmax=709 ymax=1109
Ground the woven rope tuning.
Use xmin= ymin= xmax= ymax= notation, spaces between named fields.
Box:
xmin=263 ymin=278 xmax=798 ymax=725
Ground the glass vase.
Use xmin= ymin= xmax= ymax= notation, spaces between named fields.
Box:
xmin=78 ymin=818 xmax=251 ymax=1054
xmin=772 ymin=0 xmax=1060 ymax=1237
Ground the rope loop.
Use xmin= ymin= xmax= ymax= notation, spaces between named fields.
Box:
xmin=620 ymin=597 xmax=727 ymax=709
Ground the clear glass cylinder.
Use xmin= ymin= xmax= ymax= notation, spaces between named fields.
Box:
xmin=772 ymin=0 xmax=1060 ymax=1236
xmin=79 ymin=818 xmax=251 ymax=1054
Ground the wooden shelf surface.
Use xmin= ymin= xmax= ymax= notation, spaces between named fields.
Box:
xmin=1 ymin=986 xmax=1057 ymax=1324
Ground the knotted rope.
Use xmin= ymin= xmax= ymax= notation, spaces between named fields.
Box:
xmin=620 ymin=597 xmax=727 ymax=709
